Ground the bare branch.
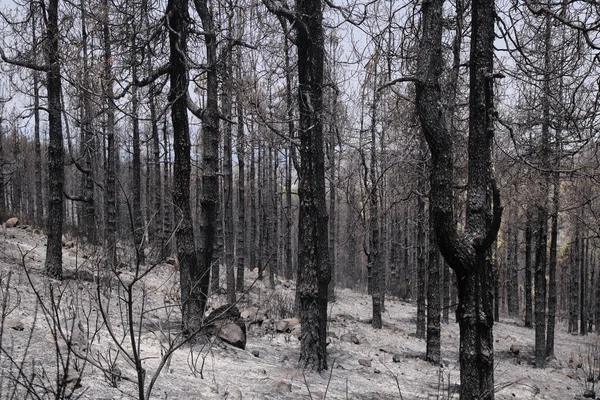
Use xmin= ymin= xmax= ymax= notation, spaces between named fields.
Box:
xmin=0 ymin=46 xmax=47 ymax=72
xmin=377 ymin=76 xmax=420 ymax=92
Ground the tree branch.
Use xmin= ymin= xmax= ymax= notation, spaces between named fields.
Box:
xmin=135 ymin=63 xmax=171 ymax=87
xmin=0 ymin=47 xmax=48 ymax=72
xmin=377 ymin=76 xmax=420 ymax=92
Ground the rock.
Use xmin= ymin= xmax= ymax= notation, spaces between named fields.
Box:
xmin=583 ymin=388 xmax=595 ymax=398
xmin=272 ymin=379 xmax=292 ymax=394
xmin=8 ymin=319 xmax=24 ymax=331
xmin=509 ymin=344 xmax=521 ymax=356
xmin=292 ymin=325 xmax=301 ymax=339
xmin=241 ymin=306 xmax=259 ymax=320
xmin=252 ymin=350 xmax=260 ymax=358
xmin=240 ymin=307 xmax=267 ymax=324
xmin=25 ymin=226 xmax=33 ymax=233
xmin=275 ymin=318 xmax=300 ymax=333
xmin=5 ymin=218 xmax=18 ymax=228
xmin=207 ymin=304 xmax=242 ymax=322
xmin=311 ymin=390 xmax=324 ymax=400
xmin=392 ymin=354 xmax=401 ymax=363
xmin=218 ymin=323 xmax=246 ymax=350
xmin=340 ymin=333 xmax=360 ymax=344
xmin=358 ymin=359 xmax=372 ymax=367
xmin=33 ymin=229 xmax=41 ymax=235
xmin=223 ymin=385 xmax=243 ymax=400
xmin=166 ymin=257 xmax=177 ymax=266
xmin=328 ymin=332 xmax=339 ymax=339
xmin=205 ymin=304 xmax=246 ymax=350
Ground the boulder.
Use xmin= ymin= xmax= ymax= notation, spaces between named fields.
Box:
xmin=275 ymin=318 xmax=300 ymax=333
xmin=509 ymin=344 xmax=521 ymax=356
xmin=272 ymin=379 xmax=292 ymax=394
xmin=340 ymin=332 xmax=360 ymax=344
xmin=5 ymin=218 xmax=18 ymax=228
xmin=205 ymin=304 xmax=247 ymax=350
xmin=217 ymin=323 xmax=246 ymax=350
xmin=358 ymin=359 xmax=372 ymax=367
xmin=223 ymin=386 xmax=242 ymax=400
xmin=207 ymin=303 xmax=241 ymax=323
xmin=241 ymin=306 xmax=266 ymax=324
xmin=166 ymin=257 xmax=177 ymax=266
xmin=7 ymin=319 xmax=24 ymax=331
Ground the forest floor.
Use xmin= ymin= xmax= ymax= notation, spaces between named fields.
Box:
xmin=0 ymin=225 xmax=597 ymax=400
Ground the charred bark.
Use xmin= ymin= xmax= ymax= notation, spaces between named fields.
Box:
xmin=416 ymin=0 xmax=500 ymax=396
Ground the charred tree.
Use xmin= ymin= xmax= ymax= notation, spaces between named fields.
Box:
xmin=44 ymin=0 xmax=65 ymax=279
xmin=416 ymin=0 xmax=501 ymax=397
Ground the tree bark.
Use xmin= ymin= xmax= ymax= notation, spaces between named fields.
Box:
xmin=168 ymin=0 xmax=203 ymax=332
xmin=44 ymin=0 xmax=64 ymax=279
xmin=131 ymin=57 xmax=145 ymax=264
xmin=235 ymin=54 xmax=246 ymax=293
xmin=525 ymin=212 xmax=534 ymax=327
xmin=103 ymin=0 xmax=117 ymax=270
xmin=545 ymin=167 xmax=559 ymax=358
xmin=506 ymin=215 xmax=519 ymax=317
xmin=223 ymin=42 xmax=236 ymax=304
xmin=191 ymin=0 xmax=221 ymax=330
xmin=416 ymin=191 xmax=426 ymax=338
xmin=32 ymin=5 xmax=44 ymax=228
xmin=426 ymin=208 xmax=441 ymax=364
xmin=580 ymin=236 xmax=587 ymax=335
xmin=442 ymin=261 xmax=450 ymax=323
xmin=416 ymin=0 xmax=500 ymax=397
xmin=534 ymin=207 xmax=547 ymax=367
xmin=294 ymin=0 xmax=331 ymax=370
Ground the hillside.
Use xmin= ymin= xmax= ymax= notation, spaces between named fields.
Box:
xmin=0 ymin=225 xmax=596 ymax=400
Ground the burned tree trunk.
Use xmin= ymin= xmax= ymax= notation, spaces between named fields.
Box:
xmin=416 ymin=0 xmax=500 ymax=397
xmin=44 ymin=0 xmax=65 ymax=279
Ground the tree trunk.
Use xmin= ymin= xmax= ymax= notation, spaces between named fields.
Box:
xmin=569 ymin=236 xmax=580 ymax=333
xmin=0 ymin=123 xmax=5 ymax=221
xmin=368 ymin=68 xmax=382 ymax=329
xmin=545 ymin=168 xmax=559 ymax=358
xmin=506 ymin=216 xmax=519 ymax=317
xmin=416 ymin=192 xmax=426 ymax=338
xmin=223 ymin=45 xmax=235 ymax=304
xmin=295 ymin=0 xmax=331 ymax=370
xmin=426 ymin=209 xmax=441 ymax=364
xmin=103 ymin=0 xmax=117 ymax=270
xmin=525 ymin=212 xmax=533 ymax=327
xmin=235 ymin=56 xmax=246 ymax=293
xmin=169 ymin=0 xmax=203 ymax=332
xmin=580 ymin=236 xmax=587 ymax=336
xmin=403 ymin=209 xmax=410 ymax=300
xmin=191 ymin=0 xmax=220 ymax=330
xmin=284 ymin=28 xmax=295 ymax=281
xmin=162 ymin=120 xmax=173 ymax=258
xmin=534 ymin=13 xmax=552 ymax=368
xmin=44 ymin=0 xmax=64 ymax=280
xmin=131 ymin=59 xmax=145 ymax=264
xmin=249 ymin=137 xmax=257 ymax=273
xmin=32 ymin=5 xmax=44 ymax=228
xmin=416 ymin=0 xmax=500 ymax=397
xmin=534 ymin=206 xmax=548 ymax=368
xmin=443 ymin=260 xmax=450 ymax=323
xmin=327 ymin=98 xmax=337 ymax=302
